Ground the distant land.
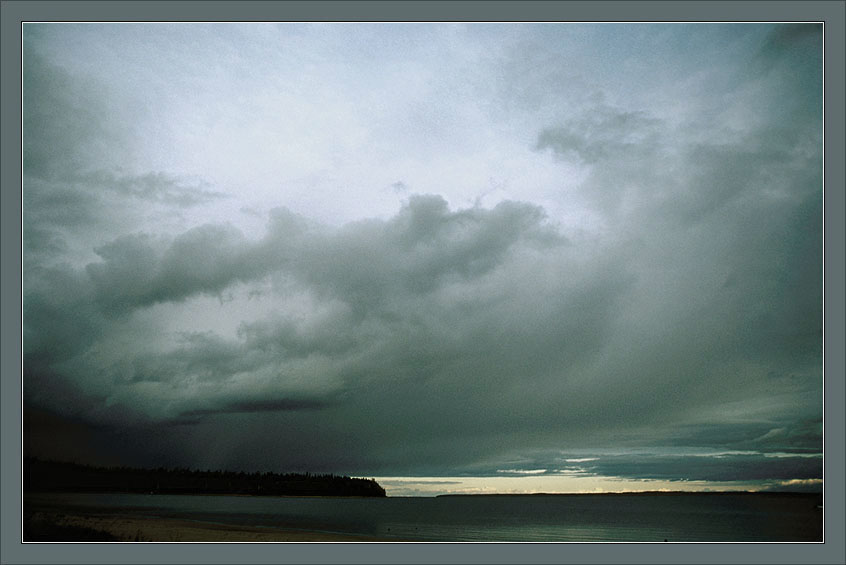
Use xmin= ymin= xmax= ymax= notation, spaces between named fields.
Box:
xmin=437 ymin=491 xmax=823 ymax=498
xmin=23 ymin=458 xmax=386 ymax=497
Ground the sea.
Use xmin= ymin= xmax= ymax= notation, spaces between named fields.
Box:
xmin=24 ymin=491 xmax=823 ymax=542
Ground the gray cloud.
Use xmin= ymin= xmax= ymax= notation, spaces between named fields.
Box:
xmin=22 ymin=49 xmax=122 ymax=177
xmin=80 ymin=195 xmax=565 ymax=317
xmin=25 ymin=194 xmax=592 ymax=413
xmin=664 ymin=419 xmax=824 ymax=455
xmin=180 ymin=397 xmax=332 ymax=418
xmin=445 ymin=446 xmax=824 ymax=484
xmin=757 ymin=23 xmax=822 ymax=70
xmin=23 ymin=265 xmax=103 ymax=363
xmin=23 ymin=174 xmax=821 ymax=475
xmin=22 ymin=24 xmax=822 ymax=484
xmin=22 ymin=37 xmax=226 ymax=273
xmin=78 ymin=170 xmax=226 ymax=208
xmin=122 ymin=332 xmax=250 ymax=384
xmin=578 ymin=453 xmax=822 ymax=483
xmin=86 ymin=225 xmax=258 ymax=314
xmin=536 ymin=108 xmax=660 ymax=165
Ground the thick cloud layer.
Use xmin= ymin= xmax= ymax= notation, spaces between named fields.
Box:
xmin=22 ymin=23 xmax=822 ymax=487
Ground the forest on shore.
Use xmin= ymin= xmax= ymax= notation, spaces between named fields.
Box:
xmin=23 ymin=458 xmax=386 ymax=497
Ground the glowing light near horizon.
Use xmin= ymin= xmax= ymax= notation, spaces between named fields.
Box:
xmin=372 ymin=474 xmax=783 ymax=497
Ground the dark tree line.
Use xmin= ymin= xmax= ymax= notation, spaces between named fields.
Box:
xmin=24 ymin=458 xmax=386 ymax=497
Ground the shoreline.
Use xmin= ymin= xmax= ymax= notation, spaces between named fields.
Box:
xmin=24 ymin=511 xmax=404 ymax=543
xmin=27 ymin=489 xmax=387 ymax=499
xmin=23 ymin=491 xmax=822 ymax=542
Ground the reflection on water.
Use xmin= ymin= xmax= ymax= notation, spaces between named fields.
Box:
xmin=25 ymin=492 xmax=823 ymax=542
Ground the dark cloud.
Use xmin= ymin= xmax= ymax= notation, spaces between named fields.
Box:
xmin=22 ymin=48 xmax=123 ymax=177
xmin=22 ymin=172 xmax=224 ymax=270
xmin=122 ymin=332 xmax=251 ymax=384
xmin=23 ymin=361 xmax=105 ymax=421
xmin=23 ymin=191 xmax=646 ymax=478
xmin=577 ymin=453 xmax=822 ymax=483
xmin=757 ymin=23 xmax=822 ymax=67
xmin=79 ymin=195 xmax=565 ymax=317
xmin=23 ymin=179 xmax=822 ymax=475
xmin=181 ymin=397 xmax=332 ymax=417
xmin=23 ymin=264 xmax=102 ymax=363
xmin=24 ymin=194 xmax=588 ymax=414
xmin=662 ymin=419 xmax=824 ymax=455
xmin=24 ymin=406 xmax=129 ymax=468
xmin=86 ymin=225 xmax=257 ymax=313
xmin=21 ymin=24 xmax=822 ymax=484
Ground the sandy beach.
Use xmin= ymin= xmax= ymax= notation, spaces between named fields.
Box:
xmin=24 ymin=511 xmax=401 ymax=542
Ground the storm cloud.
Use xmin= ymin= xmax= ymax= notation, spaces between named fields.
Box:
xmin=22 ymin=23 xmax=822 ymax=488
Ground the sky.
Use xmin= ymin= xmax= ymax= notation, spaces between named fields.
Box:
xmin=22 ymin=23 xmax=823 ymax=495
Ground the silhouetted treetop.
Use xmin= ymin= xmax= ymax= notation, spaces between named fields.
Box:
xmin=23 ymin=458 xmax=386 ymax=497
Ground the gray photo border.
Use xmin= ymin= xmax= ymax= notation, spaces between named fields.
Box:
xmin=2 ymin=1 xmax=843 ymax=564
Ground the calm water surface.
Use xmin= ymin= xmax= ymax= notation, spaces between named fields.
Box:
xmin=25 ymin=492 xmax=822 ymax=542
